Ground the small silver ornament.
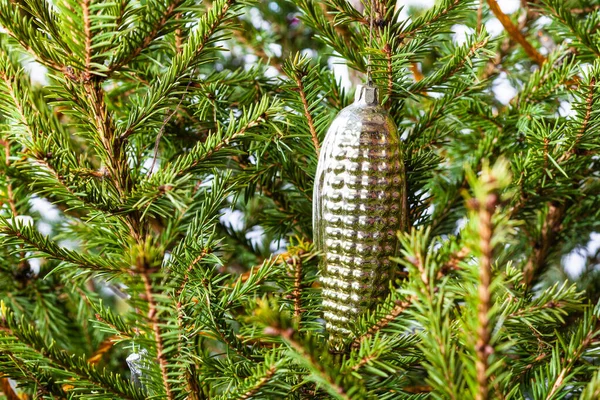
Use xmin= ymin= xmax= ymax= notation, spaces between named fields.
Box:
xmin=313 ymin=84 xmax=404 ymax=351
xmin=126 ymin=348 xmax=151 ymax=392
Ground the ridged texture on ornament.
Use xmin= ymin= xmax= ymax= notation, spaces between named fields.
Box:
xmin=313 ymin=85 xmax=404 ymax=350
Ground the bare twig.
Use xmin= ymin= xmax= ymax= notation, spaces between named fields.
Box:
xmin=293 ymin=75 xmax=320 ymax=156
xmin=473 ymin=188 xmax=497 ymax=400
xmin=351 ymin=297 xmax=414 ymax=349
xmin=486 ymin=0 xmax=546 ymax=65
xmin=141 ymin=270 xmax=174 ymax=400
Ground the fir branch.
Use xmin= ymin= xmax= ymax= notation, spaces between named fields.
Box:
xmin=291 ymin=256 xmax=303 ymax=321
xmin=472 ymin=183 xmax=498 ymax=400
xmin=118 ymin=0 xmax=237 ymax=140
xmin=0 ymin=218 xmax=128 ymax=275
xmin=351 ymin=297 xmax=414 ymax=350
xmin=522 ymin=203 xmax=564 ymax=287
xmin=108 ymin=0 xmax=184 ymax=73
xmin=486 ymin=0 xmax=546 ymax=65
xmin=571 ymin=5 xmax=600 ymax=14
xmin=558 ymin=77 xmax=596 ymax=163
xmin=270 ymin=327 xmax=352 ymax=400
xmin=292 ymin=73 xmax=320 ymax=156
xmin=0 ymin=306 xmax=144 ymax=400
xmin=238 ymin=364 xmax=277 ymax=400
xmin=140 ymin=270 xmax=174 ymax=400
xmin=400 ymin=0 xmax=463 ymax=42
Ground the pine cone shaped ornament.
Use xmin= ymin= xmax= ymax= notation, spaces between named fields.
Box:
xmin=313 ymin=84 xmax=405 ymax=351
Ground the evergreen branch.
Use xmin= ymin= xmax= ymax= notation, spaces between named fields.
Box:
xmin=0 ymin=9 xmax=65 ymax=72
xmin=383 ymin=43 xmax=393 ymax=109
xmin=409 ymin=33 xmax=489 ymax=93
xmin=542 ymin=0 xmax=600 ymax=58
xmin=0 ymin=218 xmax=127 ymax=275
xmin=270 ymin=327 xmax=352 ymax=400
xmin=177 ymin=247 xmax=211 ymax=296
xmin=108 ymin=0 xmax=184 ymax=73
xmin=351 ymin=297 xmax=414 ymax=350
xmin=292 ymin=255 xmax=303 ymax=321
xmin=522 ymin=203 xmax=564 ymax=287
xmin=400 ymin=0 xmax=463 ymax=42
xmin=544 ymin=314 xmax=599 ymax=399
xmin=486 ymin=0 xmax=546 ymax=65
xmin=237 ymin=364 xmax=277 ymax=400
xmin=292 ymin=72 xmax=320 ymax=157
xmin=558 ymin=77 xmax=597 ymax=163
xmin=118 ymin=0 xmax=237 ymax=140
xmin=571 ymin=5 xmax=600 ymax=14
xmin=140 ymin=270 xmax=174 ymax=400
xmin=471 ymin=181 xmax=497 ymax=400
xmin=0 ymin=304 xmax=144 ymax=399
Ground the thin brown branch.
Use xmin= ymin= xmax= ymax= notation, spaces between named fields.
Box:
xmin=558 ymin=77 xmax=596 ymax=163
xmin=239 ymin=365 xmax=277 ymax=400
xmin=400 ymin=0 xmax=461 ymax=41
xmin=1 ymin=26 xmax=65 ymax=73
xmin=546 ymin=327 xmax=596 ymax=399
xmin=108 ymin=0 xmax=183 ymax=73
xmin=177 ymin=248 xmax=210 ymax=296
xmin=523 ymin=203 xmax=564 ymax=287
xmin=141 ymin=270 xmax=174 ymax=400
xmin=571 ymin=5 xmax=600 ymax=14
xmin=267 ymin=327 xmax=350 ymax=400
xmin=291 ymin=256 xmax=303 ymax=321
xmin=293 ymin=75 xmax=320 ymax=157
xmin=473 ymin=189 xmax=497 ymax=400
xmin=351 ymin=296 xmax=414 ymax=349
xmin=486 ymin=0 xmax=546 ymax=65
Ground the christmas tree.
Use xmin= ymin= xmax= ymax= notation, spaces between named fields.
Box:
xmin=1 ymin=0 xmax=600 ymax=398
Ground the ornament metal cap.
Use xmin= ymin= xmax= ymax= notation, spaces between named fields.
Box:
xmin=354 ymin=84 xmax=379 ymax=106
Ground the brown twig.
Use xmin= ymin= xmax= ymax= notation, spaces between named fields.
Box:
xmin=239 ymin=365 xmax=277 ymax=399
xmin=108 ymin=0 xmax=183 ymax=73
xmin=141 ymin=270 xmax=174 ymax=400
xmin=351 ymin=297 xmax=414 ymax=349
xmin=571 ymin=5 xmax=600 ymax=14
xmin=522 ymin=204 xmax=564 ymax=287
xmin=486 ymin=0 xmax=546 ymax=65
xmin=473 ymin=188 xmax=497 ymax=400
xmin=558 ymin=77 xmax=596 ymax=163
xmin=293 ymin=75 xmax=320 ymax=157
xmin=267 ymin=327 xmax=350 ymax=400
xmin=291 ymin=256 xmax=303 ymax=322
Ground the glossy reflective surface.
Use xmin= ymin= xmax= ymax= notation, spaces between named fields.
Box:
xmin=313 ymin=85 xmax=404 ymax=351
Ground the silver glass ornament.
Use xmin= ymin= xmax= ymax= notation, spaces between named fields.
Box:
xmin=126 ymin=348 xmax=151 ymax=393
xmin=313 ymin=84 xmax=404 ymax=351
